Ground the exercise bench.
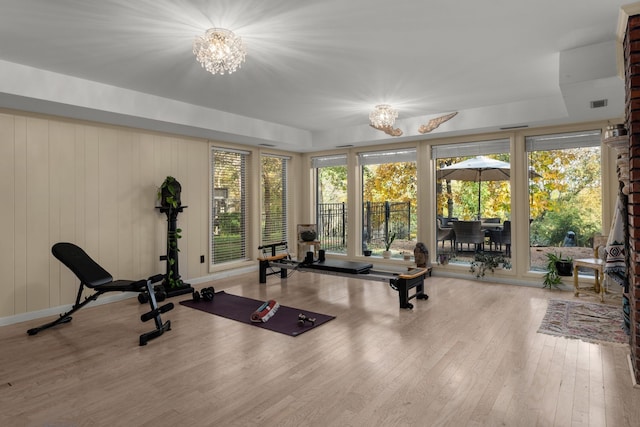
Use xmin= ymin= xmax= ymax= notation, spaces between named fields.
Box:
xmin=27 ymin=242 xmax=174 ymax=346
xmin=257 ymin=241 xmax=291 ymax=283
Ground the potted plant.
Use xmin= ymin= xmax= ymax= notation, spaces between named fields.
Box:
xmin=555 ymin=254 xmax=573 ymax=276
xmin=470 ymin=251 xmax=506 ymax=279
xmin=300 ymin=229 xmax=317 ymax=242
xmin=542 ymin=252 xmax=572 ymax=288
xmin=382 ymin=232 xmax=396 ymax=259
xmin=158 ymin=176 xmax=182 ymax=209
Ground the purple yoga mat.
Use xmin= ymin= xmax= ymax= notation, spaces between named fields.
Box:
xmin=179 ymin=291 xmax=335 ymax=337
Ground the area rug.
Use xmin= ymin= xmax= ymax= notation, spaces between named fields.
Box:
xmin=180 ymin=291 xmax=335 ymax=337
xmin=537 ymin=299 xmax=628 ymax=345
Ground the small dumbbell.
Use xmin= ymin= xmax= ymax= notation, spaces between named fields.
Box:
xmin=297 ymin=313 xmax=316 ymax=326
xmin=193 ymin=286 xmax=215 ymax=302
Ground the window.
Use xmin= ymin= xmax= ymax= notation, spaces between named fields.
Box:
xmin=359 ymin=148 xmax=417 ymax=257
xmin=433 ymin=139 xmax=511 ymax=262
xmin=211 ymin=147 xmax=249 ymax=265
xmin=526 ymin=130 xmax=602 ymax=271
xmin=261 ymin=154 xmax=288 ymax=246
xmin=313 ymin=154 xmax=347 ymax=254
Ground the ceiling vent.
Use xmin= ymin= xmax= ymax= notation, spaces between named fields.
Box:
xmin=590 ymin=99 xmax=608 ymax=109
xmin=500 ymin=125 xmax=529 ymax=130
xmin=258 ymin=143 xmax=276 ymax=147
xmin=336 ymin=144 xmax=354 ymax=148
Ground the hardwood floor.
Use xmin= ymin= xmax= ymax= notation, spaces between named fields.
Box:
xmin=1 ymin=270 xmax=639 ymax=426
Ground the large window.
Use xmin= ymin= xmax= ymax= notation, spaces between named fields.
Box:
xmin=313 ymin=154 xmax=347 ymax=254
xmin=359 ymin=148 xmax=417 ymax=258
xmin=211 ymin=147 xmax=248 ymax=265
xmin=526 ymin=130 xmax=602 ymax=271
xmin=433 ymin=139 xmax=511 ymax=263
xmin=261 ymin=154 xmax=288 ymax=246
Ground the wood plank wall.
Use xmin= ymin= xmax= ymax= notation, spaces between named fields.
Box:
xmin=0 ymin=111 xmax=211 ymax=318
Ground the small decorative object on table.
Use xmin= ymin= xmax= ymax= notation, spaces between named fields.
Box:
xmin=413 ymin=242 xmax=429 ymax=268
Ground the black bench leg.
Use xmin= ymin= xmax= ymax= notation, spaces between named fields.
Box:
xmin=259 ymin=260 xmax=268 ymax=283
xmin=139 ymin=277 xmax=173 ymax=346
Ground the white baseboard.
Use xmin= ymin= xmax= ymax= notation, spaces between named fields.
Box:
xmin=0 ymin=292 xmax=135 ymax=327
xmin=0 ymin=265 xmax=257 ymax=328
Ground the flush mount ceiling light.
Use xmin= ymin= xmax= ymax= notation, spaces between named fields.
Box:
xmin=369 ymin=104 xmax=398 ymax=128
xmin=193 ymin=28 xmax=246 ymax=75
xmin=369 ymin=104 xmax=403 ymax=137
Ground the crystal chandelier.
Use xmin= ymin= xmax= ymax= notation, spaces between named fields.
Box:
xmin=369 ymin=104 xmax=398 ymax=128
xmin=193 ymin=28 xmax=246 ymax=75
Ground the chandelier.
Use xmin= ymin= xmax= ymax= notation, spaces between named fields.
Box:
xmin=193 ymin=28 xmax=246 ymax=75
xmin=369 ymin=104 xmax=398 ymax=128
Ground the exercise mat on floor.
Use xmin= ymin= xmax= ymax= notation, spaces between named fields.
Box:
xmin=180 ymin=291 xmax=335 ymax=337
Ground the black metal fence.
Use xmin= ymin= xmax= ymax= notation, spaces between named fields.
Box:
xmin=317 ymin=201 xmax=412 ymax=252
xmin=363 ymin=201 xmax=411 ymax=249
xmin=317 ymin=202 xmax=347 ymax=252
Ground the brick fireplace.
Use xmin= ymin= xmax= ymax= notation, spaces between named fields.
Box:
xmin=622 ymin=8 xmax=640 ymax=385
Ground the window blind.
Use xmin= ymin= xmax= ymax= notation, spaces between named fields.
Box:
xmin=525 ymin=130 xmax=601 ymax=151
xmin=211 ymin=147 xmax=248 ymax=265
xmin=432 ymin=138 xmax=510 ymax=159
xmin=261 ymin=154 xmax=288 ymax=246
xmin=311 ymin=154 xmax=347 ymax=168
xmin=358 ymin=148 xmax=417 ymax=165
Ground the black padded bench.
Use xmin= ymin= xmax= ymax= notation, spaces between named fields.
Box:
xmin=27 ymin=242 xmax=174 ymax=346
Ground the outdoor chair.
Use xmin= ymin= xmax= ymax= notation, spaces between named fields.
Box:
xmin=488 ymin=220 xmax=511 ymax=256
xmin=452 ymin=220 xmax=485 ymax=252
xmin=27 ymin=242 xmax=174 ymax=346
xmin=437 ymin=218 xmax=455 ymax=249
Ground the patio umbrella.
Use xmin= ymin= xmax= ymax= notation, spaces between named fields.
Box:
xmin=437 ymin=155 xmax=539 ymax=219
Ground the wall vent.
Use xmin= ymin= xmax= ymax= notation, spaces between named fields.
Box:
xmin=590 ymin=99 xmax=608 ymax=109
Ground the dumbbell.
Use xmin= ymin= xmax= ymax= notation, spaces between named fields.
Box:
xmin=297 ymin=313 xmax=316 ymax=326
xmin=193 ymin=286 xmax=215 ymax=302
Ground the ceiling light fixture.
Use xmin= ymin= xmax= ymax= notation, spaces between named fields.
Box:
xmin=193 ymin=28 xmax=246 ymax=75
xmin=369 ymin=104 xmax=403 ymax=136
xmin=369 ymin=104 xmax=398 ymax=128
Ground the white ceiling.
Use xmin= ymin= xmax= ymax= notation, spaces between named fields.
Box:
xmin=0 ymin=0 xmax=630 ymax=152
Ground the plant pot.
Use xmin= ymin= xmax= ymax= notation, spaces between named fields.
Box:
xmin=363 ymin=250 xmax=372 ymax=256
xmin=555 ymin=261 xmax=573 ymax=276
xmin=300 ymin=230 xmax=317 ymax=242
xmin=439 ymin=254 xmax=449 ymax=265
xmin=382 ymin=250 xmax=391 ymax=259
xmin=159 ymin=177 xmax=182 ymax=208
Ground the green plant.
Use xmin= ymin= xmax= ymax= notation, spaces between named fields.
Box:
xmin=542 ymin=252 xmax=572 ymax=288
xmin=384 ymin=232 xmax=396 ymax=251
xmin=158 ymin=176 xmax=181 ymax=209
xmin=469 ymin=251 xmax=507 ymax=278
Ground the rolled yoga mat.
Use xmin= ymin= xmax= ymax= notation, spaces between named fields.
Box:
xmin=250 ymin=299 xmax=280 ymax=322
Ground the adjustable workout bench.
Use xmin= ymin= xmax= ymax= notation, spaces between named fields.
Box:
xmin=27 ymin=242 xmax=174 ymax=346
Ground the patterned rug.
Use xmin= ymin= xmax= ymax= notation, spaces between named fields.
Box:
xmin=537 ymin=299 xmax=629 ymax=345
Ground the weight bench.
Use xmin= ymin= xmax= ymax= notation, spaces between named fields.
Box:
xmin=27 ymin=242 xmax=174 ymax=346
xmin=257 ymin=241 xmax=291 ymax=283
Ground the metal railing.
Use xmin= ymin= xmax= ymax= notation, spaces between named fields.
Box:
xmin=317 ymin=202 xmax=346 ymax=252
xmin=316 ymin=201 xmax=412 ymax=253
